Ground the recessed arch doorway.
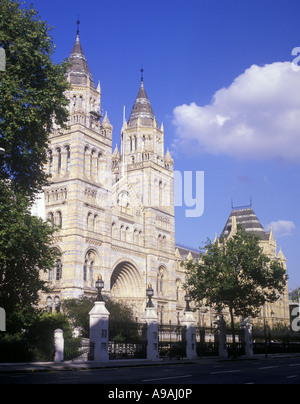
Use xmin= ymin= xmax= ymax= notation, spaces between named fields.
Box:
xmin=110 ymin=260 xmax=144 ymax=318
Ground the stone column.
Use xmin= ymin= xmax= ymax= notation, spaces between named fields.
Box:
xmin=142 ymin=284 xmax=160 ymax=361
xmin=240 ymin=318 xmax=254 ymax=357
xmin=215 ymin=315 xmax=228 ymax=358
xmin=142 ymin=306 xmax=159 ymax=361
xmin=181 ymin=310 xmax=197 ymax=359
xmin=0 ymin=307 xmax=6 ymax=332
xmin=54 ymin=328 xmax=64 ymax=363
xmin=89 ymin=277 xmax=110 ymax=362
xmin=89 ymin=301 xmax=110 ymax=363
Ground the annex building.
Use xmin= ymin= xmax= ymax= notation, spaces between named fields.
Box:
xmin=38 ymin=30 xmax=290 ymax=328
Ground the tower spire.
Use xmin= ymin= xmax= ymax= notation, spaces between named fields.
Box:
xmin=76 ymin=15 xmax=80 ymax=36
xmin=140 ymin=65 xmax=144 ymax=84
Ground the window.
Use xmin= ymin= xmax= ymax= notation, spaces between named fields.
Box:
xmin=66 ymin=146 xmax=70 ymax=172
xmin=157 ymin=267 xmax=165 ymax=295
xmin=87 ymin=212 xmax=93 ymax=230
xmin=83 ymin=260 xmax=87 ymax=282
xmin=55 ymin=296 xmax=60 ymax=313
xmin=159 ymin=181 xmax=163 ymax=206
xmin=47 ymin=212 xmax=54 ymax=228
xmin=47 ymin=296 xmax=52 ymax=313
xmin=56 ymin=259 xmax=62 ymax=281
xmin=83 ymin=251 xmax=96 ymax=283
xmin=48 ymin=267 xmax=54 ymax=281
xmin=48 ymin=150 xmax=53 ymax=175
xmin=55 ymin=211 xmax=62 ymax=228
xmin=57 ymin=148 xmax=61 ymax=174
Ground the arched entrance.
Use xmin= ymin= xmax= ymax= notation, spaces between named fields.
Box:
xmin=110 ymin=260 xmax=144 ymax=319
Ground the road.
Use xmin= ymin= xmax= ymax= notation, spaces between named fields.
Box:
xmin=1 ymin=356 xmax=300 ymax=386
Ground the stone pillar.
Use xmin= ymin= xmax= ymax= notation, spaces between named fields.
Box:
xmin=89 ymin=301 xmax=110 ymax=363
xmin=181 ymin=311 xmax=197 ymax=359
xmin=216 ymin=316 xmax=228 ymax=358
xmin=54 ymin=329 xmax=64 ymax=363
xmin=240 ymin=318 xmax=254 ymax=357
xmin=0 ymin=307 xmax=6 ymax=332
xmin=142 ymin=306 xmax=159 ymax=361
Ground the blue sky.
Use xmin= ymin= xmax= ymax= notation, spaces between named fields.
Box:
xmin=27 ymin=0 xmax=300 ymax=290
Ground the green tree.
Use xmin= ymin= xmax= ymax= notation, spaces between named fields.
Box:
xmin=0 ymin=0 xmax=69 ymax=333
xmin=183 ymin=227 xmax=287 ymax=353
xmin=62 ymin=296 xmax=137 ymax=339
xmin=0 ymin=0 xmax=69 ymax=198
xmin=0 ymin=182 xmax=59 ymax=333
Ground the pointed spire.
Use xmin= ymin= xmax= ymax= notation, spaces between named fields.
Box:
xmin=76 ymin=15 xmax=80 ymax=36
xmin=175 ymin=248 xmax=182 ymax=259
xmin=164 ymin=148 xmax=173 ymax=163
xmin=112 ymin=144 xmax=120 ymax=158
xmin=101 ymin=111 xmax=112 ymax=130
xmin=67 ymin=20 xmax=95 ymax=88
xmin=278 ymin=247 xmax=286 ymax=261
xmin=127 ymin=70 xmax=157 ymax=128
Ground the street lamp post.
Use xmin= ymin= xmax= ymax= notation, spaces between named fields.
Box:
xmin=185 ymin=291 xmax=191 ymax=311
xmin=95 ymin=275 xmax=104 ymax=302
xmin=146 ymin=284 xmax=154 ymax=308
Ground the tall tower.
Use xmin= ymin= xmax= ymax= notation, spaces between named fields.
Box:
xmin=111 ymin=72 xmax=177 ymax=321
xmin=42 ymin=28 xmax=113 ymax=308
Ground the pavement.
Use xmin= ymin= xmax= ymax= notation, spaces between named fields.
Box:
xmin=1 ymin=353 xmax=299 ymax=374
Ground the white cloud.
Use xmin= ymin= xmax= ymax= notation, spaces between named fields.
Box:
xmin=172 ymin=62 xmax=300 ymax=162
xmin=266 ymin=220 xmax=296 ymax=238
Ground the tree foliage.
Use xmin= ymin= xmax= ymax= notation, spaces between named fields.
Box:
xmin=0 ymin=182 xmax=59 ymax=332
xmin=183 ymin=227 xmax=287 ymax=326
xmin=62 ymin=296 xmax=137 ymax=338
xmin=0 ymin=0 xmax=69 ymax=333
xmin=0 ymin=0 xmax=69 ymax=197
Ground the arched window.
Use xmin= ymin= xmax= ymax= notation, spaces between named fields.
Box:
xmin=176 ymin=279 xmax=182 ymax=302
xmin=157 ymin=266 xmax=165 ymax=295
xmin=93 ymin=215 xmax=98 ymax=232
xmin=158 ymin=234 xmax=162 ymax=250
xmin=55 ymin=211 xmax=62 ymax=228
xmin=120 ymin=225 xmax=125 ymax=241
xmin=56 ymin=259 xmax=62 ymax=281
xmin=47 ymin=296 xmax=52 ymax=313
xmin=159 ymin=180 xmax=163 ymax=206
xmin=84 ymin=146 xmax=89 ymax=174
xmin=90 ymin=149 xmax=96 ymax=177
xmin=65 ymin=146 xmax=70 ymax=172
xmin=57 ymin=148 xmax=61 ymax=174
xmin=55 ymin=296 xmax=60 ymax=313
xmin=87 ymin=212 xmax=93 ymax=230
xmin=48 ymin=150 xmax=53 ymax=175
xmin=83 ymin=251 xmax=96 ymax=283
xmin=47 ymin=212 xmax=54 ymax=228
xmin=83 ymin=260 xmax=88 ymax=282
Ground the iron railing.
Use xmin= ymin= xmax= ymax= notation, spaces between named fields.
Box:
xmin=158 ymin=324 xmax=186 ymax=359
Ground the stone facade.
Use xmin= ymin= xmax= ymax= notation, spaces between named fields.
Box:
xmin=40 ymin=32 xmax=182 ymax=323
xmin=39 ymin=32 xmax=290 ymax=327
